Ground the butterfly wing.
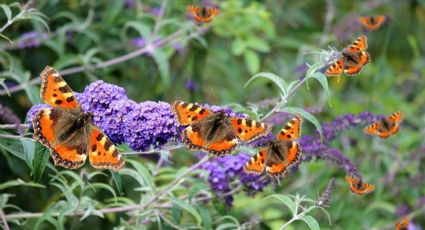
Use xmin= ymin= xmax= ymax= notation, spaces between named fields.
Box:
xmin=230 ymin=118 xmax=271 ymax=142
xmin=395 ymin=217 xmax=410 ymax=230
xmin=345 ymin=176 xmax=375 ymax=195
xmin=202 ymin=8 xmax=220 ymax=23
xmin=88 ymin=125 xmax=125 ymax=171
xmin=40 ymin=66 xmax=79 ymax=109
xmin=244 ymin=148 xmax=267 ymax=174
xmin=325 ymin=58 xmax=344 ymax=76
xmin=387 ymin=111 xmax=404 ymax=123
xmin=266 ymin=141 xmax=301 ymax=178
xmin=32 ymin=108 xmax=63 ymax=148
xmin=187 ymin=5 xmax=205 ymax=23
xmin=343 ymin=51 xmax=371 ymax=76
xmin=359 ymin=16 xmax=386 ymax=30
xmin=171 ymin=101 xmax=213 ymax=126
xmin=276 ymin=115 xmax=303 ymax=141
xmin=346 ymin=36 xmax=368 ymax=53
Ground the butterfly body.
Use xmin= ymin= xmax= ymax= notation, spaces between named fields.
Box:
xmin=345 ymin=176 xmax=375 ymax=195
xmin=364 ymin=111 xmax=403 ymax=138
xmin=172 ymin=101 xmax=271 ymax=157
xmin=187 ymin=5 xmax=220 ymax=23
xmin=244 ymin=115 xmax=303 ymax=178
xmin=32 ymin=66 xmax=125 ymax=171
xmin=325 ymin=36 xmax=371 ymax=77
xmin=358 ymin=15 xmax=387 ymax=30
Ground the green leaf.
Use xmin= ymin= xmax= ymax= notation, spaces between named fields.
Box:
xmin=277 ymin=107 xmax=323 ymax=140
xmin=216 ymin=223 xmax=239 ymax=230
xmin=365 ymin=201 xmax=396 ymax=214
xmin=0 ymin=4 xmax=12 ymax=21
xmin=231 ymin=38 xmax=246 ymax=55
xmin=111 ymin=171 xmax=124 ymax=196
xmin=197 ymin=205 xmax=212 ymax=230
xmin=152 ymin=49 xmax=171 ymax=89
xmin=21 ymin=139 xmax=35 ymax=170
xmin=244 ymin=49 xmax=260 ymax=75
xmin=171 ymin=203 xmax=181 ymax=223
xmin=0 ymin=78 xmax=10 ymax=96
xmin=245 ymin=72 xmax=288 ymax=97
xmin=300 ymin=215 xmax=320 ymax=230
xmin=245 ymin=36 xmax=270 ymax=52
xmin=265 ymin=194 xmax=297 ymax=216
xmin=32 ymin=142 xmax=50 ymax=182
xmin=0 ymin=179 xmax=45 ymax=190
xmin=169 ymin=197 xmax=202 ymax=228
xmin=310 ymin=72 xmax=331 ymax=104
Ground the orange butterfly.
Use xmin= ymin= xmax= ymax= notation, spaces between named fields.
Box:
xmin=345 ymin=175 xmax=375 ymax=195
xmin=244 ymin=115 xmax=303 ymax=178
xmin=364 ymin=111 xmax=403 ymax=139
xmin=171 ymin=101 xmax=271 ymax=157
xmin=395 ymin=216 xmax=410 ymax=230
xmin=187 ymin=4 xmax=220 ymax=23
xmin=358 ymin=15 xmax=387 ymax=30
xmin=325 ymin=36 xmax=371 ymax=77
xmin=32 ymin=66 xmax=125 ymax=171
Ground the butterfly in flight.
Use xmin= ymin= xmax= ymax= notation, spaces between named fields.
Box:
xmin=345 ymin=175 xmax=375 ymax=195
xmin=244 ymin=115 xmax=303 ymax=178
xmin=171 ymin=101 xmax=271 ymax=157
xmin=325 ymin=35 xmax=371 ymax=77
xmin=358 ymin=15 xmax=387 ymax=31
xmin=187 ymin=4 xmax=220 ymax=23
xmin=395 ymin=216 xmax=410 ymax=230
xmin=32 ymin=66 xmax=125 ymax=171
xmin=364 ymin=111 xmax=403 ymax=139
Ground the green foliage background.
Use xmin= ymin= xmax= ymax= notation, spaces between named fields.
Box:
xmin=0 ymin=0 xmax=424 ymax=229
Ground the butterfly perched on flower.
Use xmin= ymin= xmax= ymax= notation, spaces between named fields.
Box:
xmin=187 ymin=4 xmax=220 ymax=23
xmin=364 ymin=111 xmax=403 ymax=139
xmin=32 ymin=66 xmax=125 ymax=171
xmin=358 ymin=15 xmax=387 ymax=30
xmin=395 ymin=216 xmax=410 ymax=230
xmin=171 ymin=101 xmax=271 ymax=157
xmin=345 ymin=175 xmax=375 ymax=195
xmin=325 ymin=35 xmax=371 ymax=77
xmin=244 ymin=115 xmax=303 ymax=178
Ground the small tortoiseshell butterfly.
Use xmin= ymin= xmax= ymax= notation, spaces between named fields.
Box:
xmin=325 ymin=36 xmax=371 ymax=77
xmin=171 ymin=101 xmax=271 ymax=157
xmin=364 ymin=111 xmax=403 ymax=139
xmin=32 ymin=66 xmax=125 ymax=171
xmin=187 ymin=5 xmax=220 ymax=23
xmin=244 ymin=115 xmax=303 ymax=178
xmin=358 ymin=15 xmax=387 ymax=30
xmin=345 ymin=175 xmax=375 ymax=195
xmin=395 ymin=216 xmax=410 ymax=230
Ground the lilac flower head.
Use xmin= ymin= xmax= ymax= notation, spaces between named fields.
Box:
xmin=124 ymin=0 xmax=136 ymax=8
xmin=130 ymin=37 xmax=146 ymax=48
xmin=16 ymin=31 xmax=48 ymax=48
xmin=77 ymin=80 xmax=127 ymax=114
xmin=199 ymin=153 xmax=271 ymax=206
xmin=184 ymin=79 xmax=199 ymax=92
xmin=123 ymin=101 xmax=178 ymax=151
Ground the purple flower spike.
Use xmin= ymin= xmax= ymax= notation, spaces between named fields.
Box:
xmin=1 ymin=103 xmax=22 ymax=125
xmin=123 ymin=101 xmax=178 ymax=151
xmin=16 ymin=31 xmax=48 ymax=48
xmin=300 ymin=112 xmax=384 ymax=179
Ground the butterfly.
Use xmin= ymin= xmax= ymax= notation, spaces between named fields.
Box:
xmin=358 ymin=15 xmax=387 ymax=30
xmin=187 ymin=5 xmax=220 ymax=23
xmin=32 ymin=66 xmax=125 ymax=171
xmin=395 ymin=216 xmax=410 ymax=230
xmin=325 ymin=35 xmax=371 ymax=77
xmin=171 ymin=101 xmax=271 ymax=157
xmin=345 ymin=175 xmax=375 ymax=195
xmin=244 ymin=115 xmax=303 ymax=178
xmin=364 ymin=111 xmax=404 ymax=139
